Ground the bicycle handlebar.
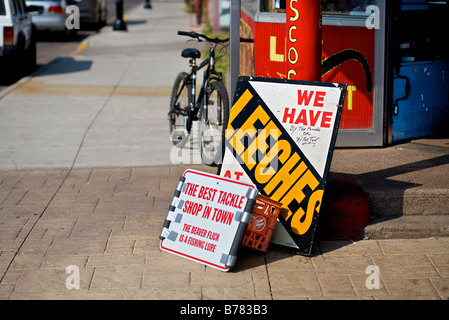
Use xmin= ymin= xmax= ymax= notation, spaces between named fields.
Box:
xmin=177 ymin=30 xmax=253 ymax=44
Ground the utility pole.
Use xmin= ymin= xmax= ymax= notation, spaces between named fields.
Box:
xmin=286 ymin=0 xmax=321 ymax=81
xmin=113 ymin=0 xmax=127 ymax=31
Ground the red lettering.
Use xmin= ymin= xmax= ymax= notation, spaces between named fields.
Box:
xmin=204 ymin=242 xmax=216 ymax=252
xmin=223 ymin=170 xmax=244 ymax=181
xmin=182 ymin=201 xmax=203 ymax=216
xmin=283 ymin=107 xmax=296 ymax=123
xmin=281 ymin=106 xmax=333 ymax=128
xmin=313 ymin=91 xmax=326 ymax=107
xmin=309 ymin=110 xmax=321 ymax=126
xmin=185 ymin=183 xmax=198 ymax=197
xmin=298 ymin=90 xmax=314 ymax=106
xmin=198 ymin=186 xmax=217 ymax=201
xmin=212 ymin=208 xmax=234 ymax=225
xmin=295 ymin=109 xmax=307 ymax=125
xmin=217 ymin=191 xmax=244 ymax=209
xmin=207 ymin=231 xmax=220 ymax=241
xmin=237 ymin=195 xmax=244 ymax=209
xmin=198 ymin=186 xmax=206 ymax=199
xmin=321 ymin=111 xmax=332 ymax=128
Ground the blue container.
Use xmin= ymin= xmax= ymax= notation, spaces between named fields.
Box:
xmin=392 ymin=61 xmax=449 ymax=142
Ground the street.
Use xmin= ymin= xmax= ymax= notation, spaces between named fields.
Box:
xmin=0 ymin=0 xmax=144 ymax=91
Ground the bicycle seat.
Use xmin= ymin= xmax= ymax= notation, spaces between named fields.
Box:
xmin=181 ymin=48 xmax=201 ymax=59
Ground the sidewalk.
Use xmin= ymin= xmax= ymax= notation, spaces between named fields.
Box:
xmin=0 ymin=164 xmax=448 ymax=300
xmin=0 ymin=0 xmax=448 ymax=301
xmin=0 ymin=0 xmax=191 ymax=170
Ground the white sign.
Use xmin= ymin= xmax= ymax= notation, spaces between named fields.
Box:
xmin=160 ymin=169 xmax=258 ymax=271
xmin=219 ymin=77 xmax=346 ymax=255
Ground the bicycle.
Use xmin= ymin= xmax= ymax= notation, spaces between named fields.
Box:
xmin=168 ymin=30 xmax=252 ymax=166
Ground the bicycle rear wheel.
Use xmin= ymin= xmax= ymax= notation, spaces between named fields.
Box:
xmin=198 ymin=80 xmax=229 ymax=165
xmin=169 ymin=72 xmax=191 ymax=148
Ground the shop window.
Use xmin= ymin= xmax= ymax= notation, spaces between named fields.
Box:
xmin=397 ymin=3 xmax=449 ymax=62
xmin=260 ymin=0 xmax=285 ymax=12
xmin=0 ymin=0 xmax=6 ymax=15
xmin=322 ymin=0 xmax=376 ymax=14
xmin=257 ymin=0 xmax=377 ymax=13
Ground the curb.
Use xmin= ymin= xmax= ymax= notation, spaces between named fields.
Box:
xmin=364 ymin=215 xmax=449 ymax=239
xmin=368 ymin=188 xmax=449 ymax=217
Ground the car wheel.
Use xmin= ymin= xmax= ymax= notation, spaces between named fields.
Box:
xmin=24 ymin=35 xmax=37 ymax=74
xmin=9 ymin=39 xmax=26 ymax=83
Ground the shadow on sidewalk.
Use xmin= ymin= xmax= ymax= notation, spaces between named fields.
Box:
xmin=121 ymin=19 xmax=147 ymax=26
xmin=327 ymin=153 xmax=449 ymax=193
xmin=219 ymin=150 xmax=449 ymax=267
xmin=35 ymin=56 xmax=93 ymax=77
xmin=336 ymin=153 xmax=449 ymax=210
xmin=352 ymin=154 xmax=449 ymax=189
xmin=234 ymin=244 xmax=323 ymax=272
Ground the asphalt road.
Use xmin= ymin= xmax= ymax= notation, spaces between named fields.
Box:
xmin=0 ymin=0 xmax=145 ymax=91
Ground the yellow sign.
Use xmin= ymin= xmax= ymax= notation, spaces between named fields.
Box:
xmin=220 ymin=77 xmax=346 ymax=255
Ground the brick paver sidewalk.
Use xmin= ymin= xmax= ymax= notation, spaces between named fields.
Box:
xmin=1 ymin=165 xmax=448 ymax=300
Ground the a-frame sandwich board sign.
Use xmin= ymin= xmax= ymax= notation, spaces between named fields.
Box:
xmin=160 ymin=169 xmax=258 ymax=271
xmin=218 ymin=76 xmax=347 ymax=256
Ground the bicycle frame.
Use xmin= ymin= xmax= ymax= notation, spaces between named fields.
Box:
xmin=175 ymin=42 xmax=224 ymax=133
xmin=170 ymin=31 xmax=252 ymax=158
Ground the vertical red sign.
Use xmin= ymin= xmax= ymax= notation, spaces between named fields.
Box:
xmin=286 ymin=0 xmax=322 ymax=81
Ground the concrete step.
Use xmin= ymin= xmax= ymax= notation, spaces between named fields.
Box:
xmin=317 ymin=178 xmax=449 ymax=240
xmin=329 ymin=140 xmax=449 ymax=220
xmin=368 ymin=189 xmax=449 ymax=217
xmin=364 ymin=215 xmax=449 ymax=239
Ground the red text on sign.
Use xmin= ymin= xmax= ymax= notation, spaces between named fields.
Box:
xmin=183 ymin=200 xmax=203 ymax=216
xmin=217 ymin=191 xmax=245 ymax=209
xmin=283 ymin=108 xmax=333 ymax=128
xmin=212 ymin=208 xmax=234 ymax=225
xmin=182 ymin=223 xmax=220 ymax=242
xmin=185 ymin=182 xmax=199 ymax=196
xmin=298 ymin=90 xmax=326 ymax=107
xmin=197 ymin=186 xmax=218 ymax=201
xmin=223 ymin=170 xmax=244 ymax=181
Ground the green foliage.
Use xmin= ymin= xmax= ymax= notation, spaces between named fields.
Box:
xmin=201 ymin=29 xmax=230 ymax=82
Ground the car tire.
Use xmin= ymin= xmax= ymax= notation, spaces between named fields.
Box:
xmin=7 ymin=38 xmax=26 ymax=84
xmin=24 ymin=34 xmax=37 ymax=74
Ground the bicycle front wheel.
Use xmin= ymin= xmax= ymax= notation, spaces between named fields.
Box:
xmin=198 ymin=80 xmax=230 ymax=166
xmin=169 ymin=72 xmax=191 ymax=148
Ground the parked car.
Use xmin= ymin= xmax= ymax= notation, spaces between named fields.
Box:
xmin=25 ymin=0 xmax=71 ymax=35
xmin=0 ymin=0 xmax=38 ymax=84
xmin=72 ymin=0 xmax=106 ymax=28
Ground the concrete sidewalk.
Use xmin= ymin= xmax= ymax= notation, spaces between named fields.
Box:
xmin=0 ymin=0 xmax=191 ymax=170
xmin=0 ymin=0 xmax=448 ymax=300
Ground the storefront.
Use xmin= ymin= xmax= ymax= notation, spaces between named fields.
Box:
xmin=238 ymin=0 xmax=449 ymax=146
